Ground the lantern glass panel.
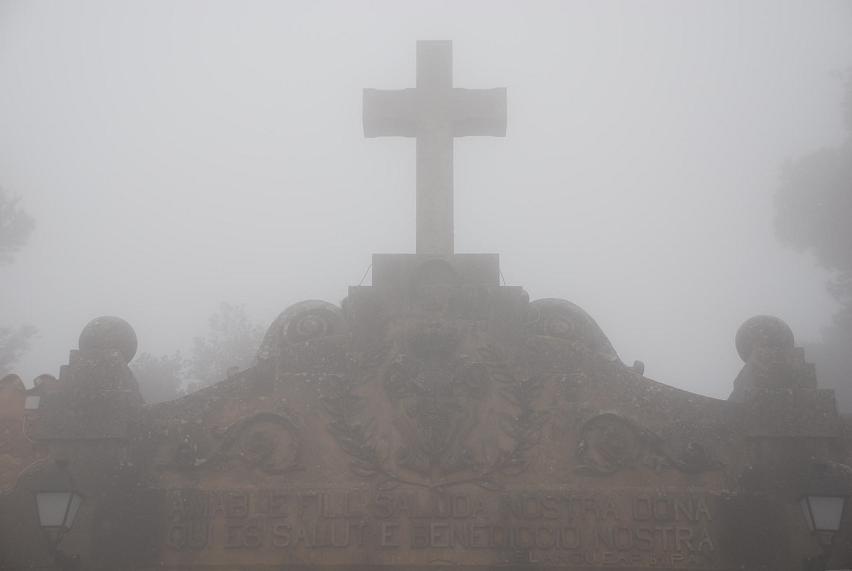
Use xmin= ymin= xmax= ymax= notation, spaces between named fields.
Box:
xmin=804 ymin=496 xmax=846 ymax=532
xmin=36 ymin=492 xmax=71 ymax=528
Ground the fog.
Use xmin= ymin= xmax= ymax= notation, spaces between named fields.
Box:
xmin=1 ymin=0 xmax=851 ymax=399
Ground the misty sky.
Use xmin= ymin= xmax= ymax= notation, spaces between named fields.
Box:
xmin=2 ymin=1 xmax=851 ymax=398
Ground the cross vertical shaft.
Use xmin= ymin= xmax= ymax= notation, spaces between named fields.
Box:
xmin=416 ymin=40 xmax=454 ymax=255
xmin=417 ymin=128 xmax=454 ymax=256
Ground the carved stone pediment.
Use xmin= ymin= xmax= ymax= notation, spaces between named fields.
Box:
xmin=6 ymin=256 xmax=848 ymax=570
xmin=142 ymin=256 xmax=729 ymax=495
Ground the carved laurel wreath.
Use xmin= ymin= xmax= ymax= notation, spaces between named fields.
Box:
xmin=321 ymin=344 xmax=548 ymax=491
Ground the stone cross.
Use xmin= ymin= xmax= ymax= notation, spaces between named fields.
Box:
xmin=363 ymin=41 xmax=507 ymax=255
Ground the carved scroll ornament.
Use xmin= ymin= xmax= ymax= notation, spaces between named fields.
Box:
xmin=576 ymin=413 xmax=721 ymax=476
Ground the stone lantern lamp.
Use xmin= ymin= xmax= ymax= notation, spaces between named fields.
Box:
xmin=32 ymin=460 xmax=83 ymax=546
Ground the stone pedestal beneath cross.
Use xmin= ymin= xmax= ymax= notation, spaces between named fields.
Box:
xmin=363 ymin=40 xmax=507 ymax=257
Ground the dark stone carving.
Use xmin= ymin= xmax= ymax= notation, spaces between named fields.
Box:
xmin=322 ymin=373 xmax=390 ymax=484
xmin=576 ymin=413 xmax=722 ymax=476
xmin=280 ymin=301 xmax=345 ymax=344
xmin=670 ymin=440 xmax=718 ymax=473
xmin=380 ymin=323 xmax=482 ymax=477
xmin=217 ymin=413 xmax=301 ymax=474
xmin=527 ymin=299 xmax=620 ymax=363
xmin=659 ymin=420 xmax=726 ymax=474
xmin=256 ymin=300 xmax=349 ymax=377
xmin=576 ymin=413 xmax=645 ymax=475
xmin=258 ymin=300 xmax=346 ymax=355
xmin=172 ymin=413 xmax=301 ymax=475
xmin=480 ymin=345 xmax=549 ymax=483
xmin=386 ymin=366 xmax=482 ymax=476
xmin=321 ymin=338 xmax=548 ymax=490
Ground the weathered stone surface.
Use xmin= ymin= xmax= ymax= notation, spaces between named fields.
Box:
xmin=27 ymin=317 xmax=143 ymax=441
xmin=730 ymin=315 xmax=817 ymax=402
xmin=2 ymin=255 xmax=848 ymax=570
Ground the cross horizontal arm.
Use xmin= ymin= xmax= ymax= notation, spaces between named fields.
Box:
xmin=451 ymin=88 xmax=507 ymax=137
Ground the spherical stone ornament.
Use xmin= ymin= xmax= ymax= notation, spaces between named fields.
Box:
xmin=735 ymin=315 xmax=794 ymax=362
xmin=78 ymin=316 xmax=138 ymax=363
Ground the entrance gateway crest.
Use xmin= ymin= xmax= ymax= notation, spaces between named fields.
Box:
xmin=1 ymin=41 xmax=850 ymax=571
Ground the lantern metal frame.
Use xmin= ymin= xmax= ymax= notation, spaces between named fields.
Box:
xmin=799 ymin=461 xmax=850 ymax=571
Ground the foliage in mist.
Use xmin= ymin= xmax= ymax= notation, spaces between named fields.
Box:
xmin=0 ymin=188 xmax=37 ymax=375
xmin=0 ymin=325 xmax=37 ymax=377
xmin=130 ymin=303 xmax=266 ymax=403
xmin=189 ymin=302 xmax=266 ymax=388
xmin=774 ymin=76 xmax=852 ymax=412
xmin=0 ymin=188 xmax=35 ymax=265
xmin=129 ymin=304 xmax=266 ymax=403
xmin=130 ymin=351 xmax=186 ymax=404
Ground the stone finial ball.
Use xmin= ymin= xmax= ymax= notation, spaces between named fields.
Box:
xmin=735 ymin=315 xmax=794 ymax=362
xmin=78 ymin=316 xmax=138 ymax=363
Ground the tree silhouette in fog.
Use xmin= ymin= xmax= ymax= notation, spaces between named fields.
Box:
xmin=128 ymin=304 xmax=266 ymax=403
xmin=189 ymin=302 xmax=266 ymax=388
xmin=0 ymin=187 xmax=34 ymax=265
xmin=131 ymin=351 xmax=186 ymax=404
xmin=0 ymin=188 xmax=36 ymax=376
xmin=774 ymin=76 xmax=852 ymax=412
